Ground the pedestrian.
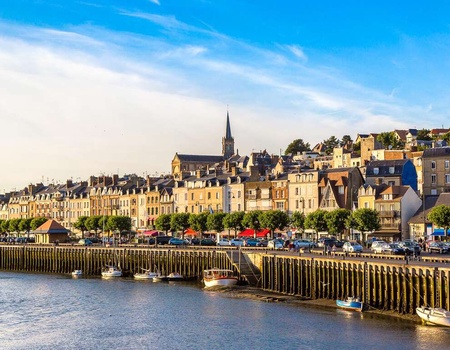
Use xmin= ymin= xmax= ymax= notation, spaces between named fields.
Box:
xmin=327 ymin=244 xmax=331 ymax=256
xmin=332 ymin=244 xmax=337 ymax=256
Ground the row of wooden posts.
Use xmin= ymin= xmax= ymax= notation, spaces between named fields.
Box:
xmin=261 ymin=255 xmax=450 ymax=314
xmin=0 ymin=245 xmax=449 ymax=314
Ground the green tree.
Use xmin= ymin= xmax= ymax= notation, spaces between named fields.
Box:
xmin=107 ymin=216 xmax=132 ymax=242
xmin=223 ymin=211 xmax=245 ymax=238
xmin=85 ymin=216 xmax=102 ymax=236
xmin=155 ymin=214 xmax=172 ymax=234
xmin=259 ymin=210 xmax=290 ymax=239
xmin=351 ymin=208 xmax=381 ymax=243
xmin=324 ymin=209 xmax=351 ymax=240
xmin=206 ymin=212 xmax=226 ymax=234
xmin=304 ymin=210 xmax=328 ymax=240
xmin=170 ymin=213 xmax=191 ymax=238
xmin=30 ymin=217 xmax=47 ymax=231
xmin=428 ymin=205 xmax=450 ymax=237
xmin=377 ymin=132 xmax=404 ymax=150
xmin=73 ymin=216 xmax=89 ymax=238
xmin=8 ymin=218 xmax=21 ymax=235
xmin=417 ymin=129 xmax=431 ymax=141
xmin=323 ymin=136 xmax=341 ymax=155
xmin=18 ymin=218 xmax=33 ymax=238
xmin=341 ymin=134 xmax=353 ymax=146
xmin=0 ymin=219 xmax=4 ymax=233
xmin=189 ymin=212 xmax=209 ymax=241
xmin=242 ymin=210 xmax=263 ymax=237
xmin=284 ymin=138 xmax=311 ymax=155
xmin=291 ymin=211 xmax=305 ymax=237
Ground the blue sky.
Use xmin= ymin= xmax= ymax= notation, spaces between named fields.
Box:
xmin=1 ymin=1 xmax=450 ymax=191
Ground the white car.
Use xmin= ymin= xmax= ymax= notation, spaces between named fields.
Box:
xmin=293 ymin=239 xmax=315 ymax=249
xmin=342 ymin=241 xmax=363 ymax=253
xmin=216 ymin=238 xmax=231 ymax=246
xmin=229 ymin=238 xmax=245 ymax=246
xmin=268 ymin=239 xmax=284 ymax=250
xmin=372 ymin=242 xmax=392 ymax=254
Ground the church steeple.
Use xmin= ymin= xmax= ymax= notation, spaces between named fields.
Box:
xmin=222 ymin=110 xmax=235 ymax=159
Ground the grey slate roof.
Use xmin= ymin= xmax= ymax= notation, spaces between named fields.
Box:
xmin=176 ymin=154 xmax=224 ymax=162
xmin=422 ymin=146 xmax=450 ymax=158
xmin=366 ymin=159 xmax=410 ymax=176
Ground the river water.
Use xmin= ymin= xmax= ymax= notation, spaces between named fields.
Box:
xmin=1 ymin=272 xmax=450 ymax=350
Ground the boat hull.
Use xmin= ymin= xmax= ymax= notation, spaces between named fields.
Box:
xmin=416 ymin=307 xmax=450 ymax=327
xmin=204 ymin=277 xmax=238 ymax=288
xmin=134 ymin=273 xmax=159 ymax=280
xmin=336 ymin=299 xmax=363 ymax=312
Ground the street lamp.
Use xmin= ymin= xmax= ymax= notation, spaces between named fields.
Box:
xmin=254 ymin=219 xmax=259 ymax=239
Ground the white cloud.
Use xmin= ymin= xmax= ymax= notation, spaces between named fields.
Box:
xmin=286 ymin=45 xmax=308 ymax=62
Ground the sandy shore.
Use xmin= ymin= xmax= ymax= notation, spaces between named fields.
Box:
xmin=206 ymin=285 xmax=420 ymax=324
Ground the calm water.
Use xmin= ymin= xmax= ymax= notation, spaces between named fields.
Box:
xmin=1 ymin=272 xmax=450 ymax=350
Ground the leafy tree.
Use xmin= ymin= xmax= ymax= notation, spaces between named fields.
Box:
xmin=376 ymin=132 xmax=404 ymax=150
xmin=73 ymin=216 xmax=89 ymax=238
xmin=441 ymin=132 xmax=450 ymax=143
xmin=351 ymin=208 xmax=380 ymax=243
xmin=30 ymin=217 xmax=47 ymax=231
xmin=8 ymin=218 xmax=21 ymax=234
xmin=206 ymin=212 xmax=226 ymax=233
xmin=324 ymin=209 xmax=351 ymax=240
xmin=242 ymin=210 xmax=263 ymax=237
xmin=323 ymin=136 xmax=341 ymax=155
xmin=341 ymin=135 xmax=353 ymax=146
xmin=0 ymin=219 xmax=4 ymax=233
xmin=189 ymin=212 xmax=209 ymax=240
xmin=417 ymin=129 xmax=431 ymax=141
xmin=85 ymin=216 xmax=102 ymax=235
xmin=304 ymin=210 xmax=328 ymax=240
xmin=223 ymin=211 xmax=245 ymax=238
xmin=18 ymin=218 xmax=33 ymax=238
xmin=155 ymin=214 xmax=172 ymax=234
xmin=290 ymin=211 xmax=305 ymax=236
xmin=107 ymin=216 xmax=132 ymax=233
xmin=259 ymin=210 xmax=290 ymax=239
xmin=428 ymin=205 xmax=450 ymax=237
xmin=284 ymin=139 xmax=311 ymax=155
xmin=170 ymin=213 xmax=191 ymax=238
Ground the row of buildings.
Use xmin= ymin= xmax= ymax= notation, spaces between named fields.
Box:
xmin=1 ymin=114 xmax=450 ymax=241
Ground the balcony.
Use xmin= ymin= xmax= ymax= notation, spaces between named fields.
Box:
xmin=380 ymin=223 xmax=401 ymax=230
xmin=378 ymin=210 xmax=399 ymax=218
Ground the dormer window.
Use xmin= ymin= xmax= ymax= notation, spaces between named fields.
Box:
xmin=373 ymin=168 xmax=379 ymax=175
xmin=389 ymin=167 xmax=395 ymax=174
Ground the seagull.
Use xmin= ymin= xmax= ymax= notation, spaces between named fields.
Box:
xmin=319 ymin=281 xmax=330 ymax=287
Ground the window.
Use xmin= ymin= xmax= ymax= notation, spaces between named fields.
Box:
xmin=216 ymin=192 xmax=220 ymax=199
xmin=446 ymin=174 xmax=450 ymax=184
xmin=207 ymin=192 xmax=211 ymax=200
xmin=295 ymin=188 xmax=299 ymax=195
xmin=364 ymin=202 xmax=369 ymax=208
xmin=191 ymin=193 xmax=194 ymax=200
xmin=276 ymin=202 xmax=284 ymax=210
xmin=295 ymin=200 xmax=299 ymax=209
xmin=431 ymin=174 xmax=436 ymax=184
xmin=373 ymin=168 xmax=379 ymax=175
xmin=431 ymin=161 xmax=436 ymax=170
xmin=338 ymin=186 xmax=344 ymax=194
xmin=446 ymin=161 xmax=449 ymax=169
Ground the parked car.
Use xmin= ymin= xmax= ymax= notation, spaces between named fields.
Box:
xmin=370 ymin=240 xmax=387 ymax=253
xmin=342 ymin=241 xmax=363 ymax=253
xmin=168 ymin=238 xmax=188 ymax=246
xmin=372 ymin=242 xmax=393 ymax=254
xmin=216 ymin=238 xmax=231 ymax=246
xmin=199 ymin=238 xmax=216 ymax=246
xmin=397 ymin=241 xmax=421 ymax=255
xmin=230 ymin=238 xmax=245 ymax=246
xmin=317 ymin=238 xmax=336 ymax=248
xmin=155 ymin=236 xmax=172 ymax=245
xmin=256 ymin=239 xmax=268 ymax=247
xmin=78 ymin=239 xmax=93 ymax=246
xmin=293 ymin=239 xmax=315 ymax=250
xmin=428 ymin=242 xmax=449 ymax=254
xmin=268 ymin=239 xmax=284 ymax=250
xmin=387 ymin=243 xmax=406 ymax=255
xmin=244 ymin=238 xmax=259 ymax=247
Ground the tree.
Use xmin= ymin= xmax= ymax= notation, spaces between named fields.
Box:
xmin=324 ymin=209 xmax=351 ymax=240
xmin=322 ymin=136 xmax=341 ymax=155
xmin=417 ymin=129 xmax=431 ymax=141
xmin=242 ymin=210 xmax=263 ymax=237
xmin=284 ymin=138 xmax=311 ymax=155
xmin=259 ymin=210 xmax=290 ymax=239
xmin=30 ymin=217 xmax=47 ymax=231
xmin=170 ymin=213 xmax=191 ymax=238
xmin=155 ymin=214 xmax=172 ymax=234
xmin=291 ymin=211 xmax=305 ymax=237
xmin=304 ymin=210 xmax=328 ymax=240
xmin=206 ymin=212 xmax=226 ymax=234
xmin=0 ymin=219 xmax=4 ymax=233
xmin=376 ymin=132 xmax=403 ymax=150
xmin=85 ymin=216 xmax=102 ymax=236
xmin=8 ymin=218 xmax=21 ymax=235
xmin=428 ymin=205 xmax=450 ymax=237
xmin=223 ymin=211 xmax=245 ymax=238
xmin=107 ymin=216 xmax=132 ymax=243
xmin=18 ymin=218 xmax=33 ymax=237
xmin=189 ymin=212 xmax=209 ymax=241
xmin=351 ymin=208 xmax=380 ymax=243
xmin=341 ymin=134 xmax=353 ymax=146
xmin=73 ymin=216 xmax=89 ymax=238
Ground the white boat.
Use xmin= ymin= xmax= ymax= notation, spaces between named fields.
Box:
xmin=416 ymin=306 xmax=450 ymax=327
xmin=134 ymin=269 xmax=160 ymax=280
xmin=101 ymin=265 xmax=122 ymax=278
xmin=167 ymin=272 xmax=184 ymax=281
xmin=203 ymin=268 xmax=238 ymax=288
xmin=71 ymin=270 xmax=83 ymax=277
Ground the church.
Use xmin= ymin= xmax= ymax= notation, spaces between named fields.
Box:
xmin=171 ymin=111 xmax=236 ymax=179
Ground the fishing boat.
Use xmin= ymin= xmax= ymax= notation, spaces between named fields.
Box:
xmin=133 ymin=268 xmax=160 ymax=280
xmin=416 ymin=306 xmax=450 ymax=327
xmin=101 ymin=265 xmax=122 ymax=278
xmin=71 ymin=270 xmax=83 ymax=277
xmin=203 ymin=268 xmax=238 ymax=288
xmin=336 ymin=296 xmax=363 ymax=312
xmin=167 ymin=272 xmax=184 ymax=281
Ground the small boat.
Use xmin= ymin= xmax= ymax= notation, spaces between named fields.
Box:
xmin=134 ymin=269 xmax=160 ymax=280
xmin=416 ymin=306 xmax=450 ymax=327
xmin=336 ymin=296 xmax=363 ymax=312
xmin=203 ymin=268 xmax=238 ymax=288
xmin=101 ymin=265 xmax=122 ymax=278
xmin=71 ymin=270 xmax=83 ymax=277
xmin=167 ymin=272 xmax=184 ymax=281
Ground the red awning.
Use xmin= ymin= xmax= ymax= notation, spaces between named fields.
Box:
xmin=238 ymin=229 xmax=271 ymax=238
xmin=184 ymin=228 xmax=198 ymax=236
xmin=142 ymin=230 xmax=159 ymax=236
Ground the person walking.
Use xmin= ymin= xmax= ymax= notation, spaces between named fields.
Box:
xmin=332 ymin=244 xmax=337 ymax=256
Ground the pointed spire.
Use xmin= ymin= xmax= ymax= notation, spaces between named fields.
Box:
xmin=225 ymin=109 xmax=232 ymax=139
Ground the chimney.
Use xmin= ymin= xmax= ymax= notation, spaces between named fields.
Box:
xmin=112 ymin=174 xmax=119 ymax=185
xmin=231 ymin=165 xmax=237 ymax=176
xmin=66 ymin=179 xmax=73 ymax=188
xmin=249 ymin=166 xmax=259 ymax=181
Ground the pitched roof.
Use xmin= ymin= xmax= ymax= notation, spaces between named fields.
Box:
xmin=33 ymin=219 xmax=68 ymax=234
xmin=366 ymin=159 xmax=410 ymax=176
xmin=422 ymin=146 xmax=450 ymax=158
xmin=176 ymin=154 xmax=224 ymax=162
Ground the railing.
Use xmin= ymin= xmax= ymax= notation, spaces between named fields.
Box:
xmin=378 ymin=210 xmax=399 ymax=218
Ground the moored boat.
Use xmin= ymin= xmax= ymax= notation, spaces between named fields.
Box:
xmin=336 ymin=297 xmax=363 ymax=312
xmin=71 ymin=270 xmax=82 ymax=277
xmin=203 ymin=268 xmax=238 ymax=288
xmin=101 ymin=265 xmax=122 ymax=278
xmin=167 ymin=272 xmax=184 ymax=281
xmin=416 ymin=306 xmax=450 ymax=327
xmin=134 ymin=269 xmax=160 ymax=280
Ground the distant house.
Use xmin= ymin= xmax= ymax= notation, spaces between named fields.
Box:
xmin=33 ymin=219 xmax=69 ymax=244
xmin=365 ymin=159 xmax=418 ymax=192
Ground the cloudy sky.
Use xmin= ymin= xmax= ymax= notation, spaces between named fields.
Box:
xmin=1 ymin=1 xmax=450 ymax=192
